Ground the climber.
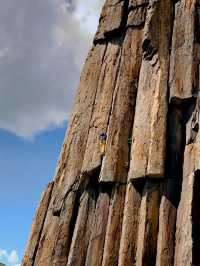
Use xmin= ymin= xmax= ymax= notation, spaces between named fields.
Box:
xmin=100 ymin=132 xmax=107 ymax=155
xmin=128 ymin=137 xmax=132 ymax=145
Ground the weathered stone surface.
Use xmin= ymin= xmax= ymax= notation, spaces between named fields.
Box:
xmin=99 ymin=28 xmax=143 ymax=183
xmin=102 ymin=184 xmax=126 ymax=266
xmin=52 ymin=43 xmax=107 ymax=215
xmin=174 ymin=147 xmax=195 ymax=266
xmin=174 ymin=102 xmax=200 ymax=266
xmin=135 ymin=180 xmax=162 ymax=266
xmin=127 ymin=0 xmax=148 ymax=27
xmin=32 ymin=188 xmax=77 ymax=266
xmin=81 ymin=38 xmax=123 ymax=175
xmin=169 ymin=0 xmax=199 ymax=100
xmin=156 ymin=180 xmax=179 ymax=266
xmin=33 ymin=206 xmax=60 ymax=266
xmin=51 ymin=190 xmax=79 ymax=266
xmin=67 ymin=183 xmax=97 ymax=266
xmin=94 ymin=0 xmax=128 ymax=43
xmin=85 ymin=186 xmax=111 ymax=266
xmin=129 ymin=0 xmax=173 ymax=180
xmin=22 ymin=182 xmax=54 ymax=266
xmin=129 ymin=0 xmax=148 ymax=6
xmin=118 ymin=182 xmax=142 ymax=266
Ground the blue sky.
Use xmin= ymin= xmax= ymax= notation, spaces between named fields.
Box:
xmin=0 ymin=126 xmax=66 ymax=265
xmin=0 ymin=0 xmax=103 ymax=265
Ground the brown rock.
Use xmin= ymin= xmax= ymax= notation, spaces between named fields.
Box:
xmin=102 ymin=184 xmax=126 ymax=266
xmin=169 ymin=0 xmax=199 ymax=101
xmin=174 ymin=146 xmax=195 ymax=266
xmin=129 ymin=0 xmax=173 ymax=180
xmin=118 ymin=182 xmax=142 ymax=266
xmin=156 ymin=180 xmax=179 ymax=266
xmin=22 ymin=182 xmax=54 ymax=266
xmin=99 ymin=28 xmax=143 ymax=183
xmin=94 ymin=0 xmax=128 ymax=43
xmin=32 ymin=207 xmax=60 ymax=265
xmin=135 ymin=180 xmax=162 ymax=266
xmin=51 ymin=190 xmax=79 ymax=266
xmin=52 ymin=43 xmax=107 ymax=215
xmin=85 ymin=185 xmax=111 ymax=266
xmin=174 ymin=103 xmax=200 ymax=265
xmin=127 ymin=0 xmax=148 ymax=27
xmin=67 ymin=183 xmax=97 ymax=266
xmin=81 ymin=37 xmax=123 ymax=175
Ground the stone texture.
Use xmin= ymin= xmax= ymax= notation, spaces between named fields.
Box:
xmin=22 ymin=182 xmax=54 ymax=266
xmin=127 ymin=0 xmax=148 ymax=27
xmin=102 ymin=184 xmax=126 ymax=266
xmin=156 ymin=180 xmax=179 ymax=266
xmin=128 ymin=0 xmax=173 ymax=180
xmin=23 ymin=0 xmax=200 ymax=265
xmin=85 ymin=186 xmax=111 ymax=266
xmin=81 ymin=38 xmax=123 ymax=175
xmin=135 ymin=180 xmax=162 ymax=266
xmin=67 ymin=182 xmax=97 ymax=266
xmin=33 ymin=208 xmax=59 ymax=265
xmin=169 ymin=0 xmax=199 ymax=101
xmin=51 ymin=190 xmax=79 ymax=266
xmin=174 ymin=98 xmax=200 ymax=266
xmin=99 ymin=27 xmax=143 ymax=183
xmin=118 ymin=182 xmax=142 ymax=266
xmin=52 ymin=43 xmax=107 ymax=215
xmin=94 ymin=0 xmax=128 ymax=43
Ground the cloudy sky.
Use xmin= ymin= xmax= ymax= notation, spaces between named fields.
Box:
xmin=0 ymin=0 xmax=103 ymax=138
xmin=0 ymin=0 xmax=103 ymax=265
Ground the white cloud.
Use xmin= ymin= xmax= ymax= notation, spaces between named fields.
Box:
xmin=7 ymin=250 xmax=19 ymax=264
xmin=0 ymin=249 xmax=7 ymax=257
xmin=0 ymin=0 xmax=104 ymax=138
xmin=0 ymin=249 xmax=20 ymax=266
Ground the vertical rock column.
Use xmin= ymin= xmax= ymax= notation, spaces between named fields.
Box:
xmin=129 ymin=0 xmax=173 ymax=181
xmin=169 ymin=0 xmax=200 ymax=265
xmin=174 ymin=100 xmax=200 ymax=266
xmin=22 ymin=182 xmax=54 ymax=266
xmin=127 ymin=0 xmax=174 ymax=265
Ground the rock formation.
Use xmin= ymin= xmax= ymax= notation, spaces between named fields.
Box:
xmin=22 ymin=0 xmax=200 ymax=265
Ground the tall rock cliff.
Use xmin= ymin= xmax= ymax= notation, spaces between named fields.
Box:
xmin=22 ymin=0 xmax=200 ymax=265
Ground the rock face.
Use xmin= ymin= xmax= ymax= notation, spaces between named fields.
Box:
xmin=22 ymin=0 xmax=200 ymax=265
